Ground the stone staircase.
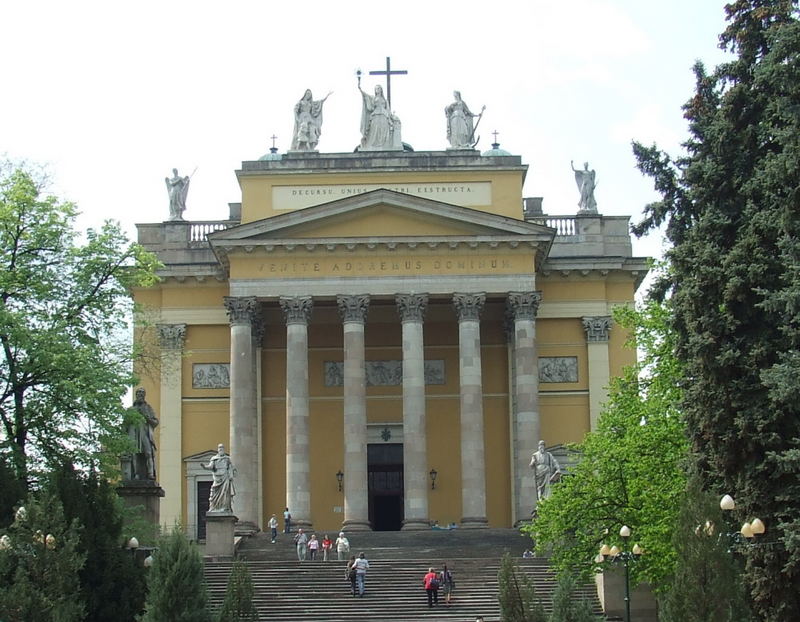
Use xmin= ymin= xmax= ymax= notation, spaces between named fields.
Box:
xmin=204 ymin=529 xmax=604 ymax=621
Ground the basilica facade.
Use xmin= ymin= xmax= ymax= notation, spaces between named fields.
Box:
xmin=134 ymin=146 xmax=647 ymax=538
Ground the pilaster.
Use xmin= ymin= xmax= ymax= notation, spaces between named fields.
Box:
xmin=157 ymin=323 xmax=186 ymax=530
xmin=582 ymin=316 xmax=612 ymax=432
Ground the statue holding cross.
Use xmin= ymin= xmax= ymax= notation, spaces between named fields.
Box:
xmin=357 ymin=57 xmax=406 ymax=152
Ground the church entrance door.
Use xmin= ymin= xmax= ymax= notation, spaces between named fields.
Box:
xmin=367 ymin=443 xmax=404 ymax=531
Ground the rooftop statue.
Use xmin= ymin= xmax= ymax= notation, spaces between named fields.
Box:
xmin=165 ymin=168 xmax=190 ymax=221
xmin=358 ymin=83 xmax=402 ymax=151
xmin=291 ymin=89 xmax=331 ymax=152
xmin=571 ymin=160 xmax=598 ymax=213
xmin=445 ymin=91 xmax=484 ymax=149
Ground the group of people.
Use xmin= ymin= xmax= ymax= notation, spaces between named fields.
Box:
xmin=423 ymin=564 xmax=455 ymax=608
xmin=291 ymin=530 xmax=350 ymax=562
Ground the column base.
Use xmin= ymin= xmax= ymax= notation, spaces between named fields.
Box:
xmin=205 ymin=512 xmax=237 ymax=559
xmin=342 ymin=519 xmax=372 ymax=531
xmin=401 ymin=518 xmax=431 ymax=531
xmin=460 ymin=516 xmax=489 ymax=529
xmin=234 ymin=520 xmax=260 ymax=537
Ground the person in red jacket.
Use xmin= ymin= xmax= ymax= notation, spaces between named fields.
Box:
xmin=423 ymin=567 xmax=440 ymax=608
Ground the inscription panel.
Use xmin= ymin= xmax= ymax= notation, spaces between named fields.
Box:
xmin=324 ymin=360 xmax=445 ymax=387
xmin=273 ymin=182 xmax=491 ymax=210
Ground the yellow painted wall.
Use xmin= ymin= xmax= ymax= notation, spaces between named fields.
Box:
xmin=239 ymin=169 xmax=525 ymax=222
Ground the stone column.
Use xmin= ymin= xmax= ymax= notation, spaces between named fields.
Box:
xmin=280 ymin=296 xmax=313 ymax=530
xmin=582 ymin=316 xmax=613 ymax=432
xmin=396 ymin=293 xmax=430 ymax=530
xmin=223 ymin=296 xmax=260 ymax=534
xmin=157 ymin=323 xmax=186 ymax=529
xmin=454 ymin=293 xmax=488 ymax=528
xmin=507 ymin=292 xmax=542 ymax=523
xmin=338 ymin=295 xmax=372 ymax=531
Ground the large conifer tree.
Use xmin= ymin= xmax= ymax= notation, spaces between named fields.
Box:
xmin=632 ymin=2 xmax=800 ymax=618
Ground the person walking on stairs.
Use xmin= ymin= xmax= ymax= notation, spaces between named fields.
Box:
xmin=293 ymin=528 xmax=308 ymax=561
xmin=335 ymin=531 xmax=350 ymax=561
xmin=440 ymin=563 xmax=455 ymax=607
xmin=321 ymin=534 xmax=332 ymax=561
xmin=307 ymin=534 xmax=319 ymax=560
xmin=268 ymin=514 xmax=278 ymax=543
xmin=353 ymin=552 xmax=369 ymax=597
xmin=345 ymin=555 xmax=357 ymax=596
xmin=423 ymin=567 xmax=440 ymax=608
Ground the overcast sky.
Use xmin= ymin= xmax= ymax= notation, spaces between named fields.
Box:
xmin=1 ymin=0 xmax=731 ymax=268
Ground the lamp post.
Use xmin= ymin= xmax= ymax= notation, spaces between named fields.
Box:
xmin=336 ymin=470 xmax=344 ymax=492
xmin=429 ymin=469 xmax=438 ymax=490
xmin=719 ymin=494 xmax=766 ymax=548
xmin=596 ymin=525 xmax=642 ymax=622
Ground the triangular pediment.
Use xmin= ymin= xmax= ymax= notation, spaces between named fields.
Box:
xmin=209 ymin=189 xmax=553 ymax=241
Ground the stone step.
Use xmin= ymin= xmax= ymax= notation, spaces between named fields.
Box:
xmin=204 ymin=558 xmax=602 ymax=622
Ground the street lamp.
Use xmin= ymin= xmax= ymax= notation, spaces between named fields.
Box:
xmin=596 ymin=525 xmax=643 ymax=622
xmin=335 ymin=470 xmax=344 ymax=492
xmin=429 ymin=469 xmax=438 ymax=490
xmin=720 ymin=494 xmax=766 ymax=547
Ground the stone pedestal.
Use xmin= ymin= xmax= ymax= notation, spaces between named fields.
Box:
xmin=116 ymin=480 xmax=165 ymax=526
xmin=205 ymin=512 xmax=238 ymax=558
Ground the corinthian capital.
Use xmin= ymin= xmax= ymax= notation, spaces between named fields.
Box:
xmin=279 ymin=296 xmax=313 ymax=325
xmin=507 ymin=291 xmax=542 ymax=321
xmin=157 ymin=323 xmax=186 ymax=350
xmin=223 ymin=296 xmax=259 ymax=326
xmin=453 ymin=293 xmax=486 ymax=322
xmin=396 ymin=293 xmax=428 ymax=323
xmin=337 ymin=294 xmax=370 ymax=324
xmin=582 ymin=316 xmax=612 ymax=342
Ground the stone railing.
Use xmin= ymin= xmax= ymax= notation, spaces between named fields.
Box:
xmin=190 ymin=221 xmax=231 ymax=242
xmin=530 ymin=216 xmax=577 ymax=236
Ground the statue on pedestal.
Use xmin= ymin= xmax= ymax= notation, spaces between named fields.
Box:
xmin=529 ymin=440 xmax=562 ymax=501
xmin=571 ymin=161 xmax=598 ymax=213
xmin=202 ymin=444 xmax=236 ymax=513
xmin=291 ymin=89 xmax=331 ymax=151
xmin=123 ymin=388 xmax=159 ymax=481
xmin=445 ymin=91 xmax=484 ymax=149
xmin=358 ymin=84 xmax=402 ymax=151
xmin=165 ymin=168 xmax=190 ymax=221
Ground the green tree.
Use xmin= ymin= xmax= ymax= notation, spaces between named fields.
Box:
xmin=141 ymin=527 xmax=211 ymax=622
xmin=497 ymin=552 xmax=547 ymax=622
xmin=528 ymin=296 xmax=687 ymax=589
xmin=0 ymin=163 xmax=159 ymax=485
xmin=631 ymin=2 xmax=800 ymax=618
xmin=49 ymin=464 xmax=147 ymax=622
xmin=660 ymin=475 xmax=753 ymax=622
xmin=0 ymin=491 xmax=85 ymax=622
xmin=549 ymin=574 xmax=602 ymax=622
xmin=217 ymin=559 xmax=260 ymax=622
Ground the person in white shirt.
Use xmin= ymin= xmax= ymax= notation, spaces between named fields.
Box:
xmin=268 ymin=514 xmax=278 ymax=543
xmin=353 ymin=552 xmax=369 ymax=596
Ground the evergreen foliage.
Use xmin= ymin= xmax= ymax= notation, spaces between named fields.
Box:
xmin=0 ymin=162 xmax=160 ymax=485
xmin=529 ymin=296 xmax=687 ymax=589
xmin=497 ymin=552 xmax=547 ymax=622
xmin=140 ymin=527 xmax=211 ymax=622
xmin=549 ymin=574 xmax=602 ymax=622
xmin=660 ymin=475 xmax=753 ymax=622
xmin=0 ymin=492 xmax=85 ymax=622
xmin=217 ymin=559 xmax=260 ymax=622
xmin=49 ymin=464 xmax=146 ymax=622
xmin=0 ymin=458 xmax=25 ymax=529
xmin=632 ymin=2 xmax=800 ymax=617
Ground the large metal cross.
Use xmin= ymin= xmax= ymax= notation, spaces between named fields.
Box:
xmin=369 ymin=56 xmax=408 ymax=109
